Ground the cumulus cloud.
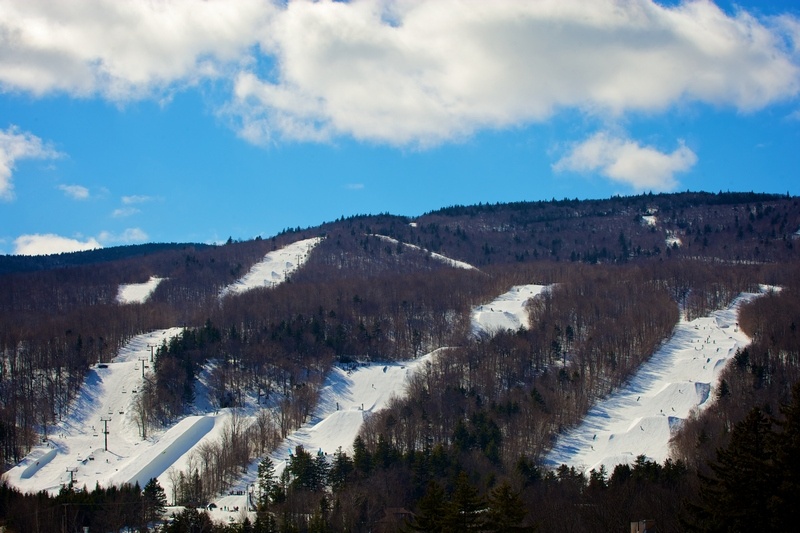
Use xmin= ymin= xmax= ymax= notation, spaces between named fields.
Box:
xmin=14 ymin=233 xmax=101 ymax=255
xmin=58 ymin=184 xmax=90 ymax=200
xmin=0 ymin=126 xmax=61 ymax=200
xmin=230 ymin=0 xmax=800 ymax=146
xmin=0 ymin=0 xmax=275 ymax=99
xmin=2 ymin=1 xmax=799 ymax=147
xmin=553 ymin=131 xmax=697 ymax=191
xmin=12 ymin=227 xmax=148 ymax=255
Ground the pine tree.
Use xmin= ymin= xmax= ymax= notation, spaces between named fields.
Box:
xmin=328 ymin=447 xmax=355 ymax=492
xmin=352 ymin=436 xmax=372 ymax=476
xmin=770 ymin=381 xmax=800 ymax=529
xmin=408 ymin=480 xmax=447 ymax=532
xmin=142 ymin=478 xmax=167 ymax=525
xmin=444 ymin=472 xmax=484 ymax=532
xmin=484 ymin=481 xmax=535 ymax=532
xmin=689 ymin=407 xmax=774 ymax=532
xmin=258 ymin=456 xmax=277 ymax=509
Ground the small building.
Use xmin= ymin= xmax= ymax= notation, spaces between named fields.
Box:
xmin=631 ymin=519 xmax=656 ymax=533
xmin=374 ymin=507 xmax=415 ymax=533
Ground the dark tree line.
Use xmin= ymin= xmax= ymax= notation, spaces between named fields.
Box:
xmin=0 ymin=478 xmax=166 ymax=532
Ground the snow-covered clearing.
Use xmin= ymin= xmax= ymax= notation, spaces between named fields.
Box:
xmin=471 ymin=284 xmax=549 ymax=337
xmin=219 ymin=237 xmax=323 ymax=298
xmin=544 ymin=289 xmax=767 ymax=474
xmin=641 ymin=215 xmax=657 ymax=226
xmin=116 ymin=276 xmax=164 ymax=304
xmin=371 ymin=234 xmax=478 ymax=271
xmin=666 ymin=230 xmax=682 ymax=248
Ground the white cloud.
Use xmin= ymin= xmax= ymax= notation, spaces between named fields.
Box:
xmin=112 ymin=207 xmax=140 ymax=218
xmin=0 ymin=125 xmax=61 ymax=200
xmin=2 ymin=1 xmax=799 ymax=147
xmin=0 ymin=0 xmax=275 ymax=100
xmin=230 ymin=0 xmax=800 ymax=146
xmin=121 ymin=195 xmax=153 ymax=205
xmin=58 ymin=184 xmax=89 ymax=200
xmin=14 ymin=233 xmax=101 ymax=255
xmin=553 ymin=131 xmax=697 ymax=191
xmin=12 ymin=227 xmax=149 ymax=255
xmin=97 ymin=228 xmax=148 ymax=244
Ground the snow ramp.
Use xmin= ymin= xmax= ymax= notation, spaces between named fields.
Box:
xmin=110 ymin=415 xmax=214 ymax=489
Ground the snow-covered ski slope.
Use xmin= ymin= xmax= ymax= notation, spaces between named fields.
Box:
xmin=5 ymin=237 xmax=325 ymax=498
xmin=219 ymin=237 xmax=323 ymax=298
xmin=116 ymin=276 xmax=164 ymax=304
xmin=4 ymin=328 xmax=185 ymax=494
xmin=471 ymin=284 xmax=549 ymax=337
xmin=371 ymin=234 xmax=478 ymax=271
xmin=545 ymin=289 xmax=767 ymax=473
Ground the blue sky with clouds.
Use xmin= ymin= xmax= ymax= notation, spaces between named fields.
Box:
xmin=1 ymin=0 xmax=799 ymax=255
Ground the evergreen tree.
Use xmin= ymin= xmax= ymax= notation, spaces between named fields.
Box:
xmin=162 ymin=507 xmax=214 ymax=533
xmin=408 ymin=480 xmax=447 ymax=533
xmin=142 ymin=477 xmax=168 ymax=525
xmin=444 ymin=472 xmax=484 ymax=532
xmin=258 ymin=456 xmax=277 ymax=509
xmin=328 ymin=447 xmax=355 ymax=492
xmin=770 ymin=381 xmax=800 ymax=528
xmin=484 ymin=481 xmax=535 ymax=532
xmin=689 ymin=408 xmax=774 ymax=532
xmin=352 ymin=436 xmax=372 ymax=476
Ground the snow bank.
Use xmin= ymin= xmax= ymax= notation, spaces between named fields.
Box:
xmin=545 ymin=290 xmax=763 ymax=474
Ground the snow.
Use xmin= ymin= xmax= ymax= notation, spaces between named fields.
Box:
xmin=279 ymin=358 xmax=431 ymax=456
xmin=371 ymin=234 xmax=478 ymax=271
xmin=198 ymin=353 xmax=435 ymax=522
xmin=666 ymin=230 xmax=682 ymax=248
xmin=5 ymin=236 xmax=439 ymax=524
xmin=471 ymin=284 xmax=549 ymax=337
xmin=116 ymin=276 xmax=164 ymax=304
xmin=4 ymin=328 xmax=184 ymax=494
xmin=641 ymin=215 xmax=657 ymax=226
xmin=544 ymin=290 xmax=764 ymax=474
xmin=219 ymin=237 xmax=323 ymax=298
xmin=5 ymin=229 xmax=773 ymax=526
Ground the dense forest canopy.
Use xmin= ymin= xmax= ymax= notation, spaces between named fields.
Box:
xmin=1 ymin=191 xmax=799 ymax=532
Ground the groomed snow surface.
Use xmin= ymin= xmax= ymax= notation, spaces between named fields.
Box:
xmin=471 ymin=284 xmax=549 ymax=337
xmin=219 ymin=237 xmax=323 ymax=298
xmin=116 ymin=276 xmax=165 ymax=304
xmin=545 ymin=289 xmax=766 ymax=474
xmin=371 ymin=234 xmax=478 ymax=271
xmin=4 ymin=328 xmax=186 ymax=495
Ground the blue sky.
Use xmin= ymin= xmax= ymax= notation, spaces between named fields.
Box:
xmin=1 ymin=0 xmax=799 ymax=255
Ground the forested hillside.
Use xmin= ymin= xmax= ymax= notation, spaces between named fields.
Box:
xmin=1 ymin=191 xmax=799 ymax=532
